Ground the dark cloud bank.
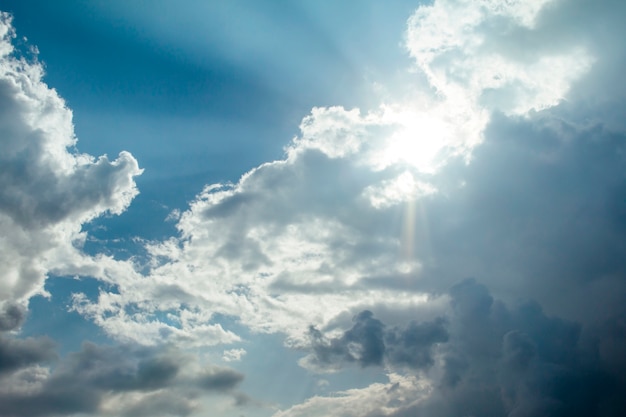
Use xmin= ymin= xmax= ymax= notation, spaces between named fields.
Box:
xmin=0 ymin=333 xmax=245 ymax=417
xmin=309 ymin=278 xmax=626 ymax=417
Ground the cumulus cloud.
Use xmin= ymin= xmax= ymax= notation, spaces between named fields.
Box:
xmin=303 ymin=310 xmax=447 ymax=371
xmin=0 ymin=12 xmax=142 ymax=305
xmin=70 ymin=121 xmax=439 ymax=344
xmin=66 ymin=0 xmax=626 ymax=357
xmin=406 ymin=0 xmax=593 ymax=115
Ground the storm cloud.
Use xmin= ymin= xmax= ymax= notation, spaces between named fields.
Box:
xmin=391 ymin=280 xmax=626 ymax=417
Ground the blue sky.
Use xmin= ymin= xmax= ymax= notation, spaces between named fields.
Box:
xmin=1 ymin=1 xmax=626 ymax=416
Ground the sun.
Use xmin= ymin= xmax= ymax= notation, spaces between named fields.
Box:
xmin=380 ymin=109 xmax=451 ymax=173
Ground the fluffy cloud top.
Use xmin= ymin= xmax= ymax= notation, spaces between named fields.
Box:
xmin=0 ymin=12 xmax=142 ymax=306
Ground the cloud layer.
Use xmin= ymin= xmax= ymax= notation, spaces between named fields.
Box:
xmin=0 ymin=334 xmax=246 ymax=417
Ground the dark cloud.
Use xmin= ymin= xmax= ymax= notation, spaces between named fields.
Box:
xmin=0 ymin=341 xmax=246 ymax=417
xmin=307 ymin=310 xmax=447 ymax=370
xmin=0 ymin=335 xmax=56 ymax=374
xmin=384 ymin=280 xmax=626 ymax=417
xmin=385 ymin=316 xmax=448 ymax=369
xmin=50 ymin=342 xmax=181 ymax=392
xmin=0 ymin=302 xmax=26 ymax=331
xmin=308 ymin=310 xmax=385 ymax=368
xmin=295 ymin=278 xmax=626 ymax=417
xmin=196 ymin=367 xmax=245 ymax=392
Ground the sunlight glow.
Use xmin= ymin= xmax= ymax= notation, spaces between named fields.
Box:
xmin=379 ymin=109 xmax=452 ymax=173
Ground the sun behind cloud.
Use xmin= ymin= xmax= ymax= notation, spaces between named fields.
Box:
xmin=378 ymin=107 xmax=454 ymax=173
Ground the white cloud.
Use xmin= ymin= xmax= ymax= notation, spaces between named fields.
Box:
xmin=363 ymin=171 xmax=436 ymax=209
xmin=272 ymin=373 xmax=431 ymax=417
xmin=66 ymin=0 xmax=605 ymax=350
xmin=0 ymin=13 xmax=141 ymax=307
xmin=405 ymin=0 xmax=592 ymax=139
xmin=222 ymin=348 xmax=247 ymax=362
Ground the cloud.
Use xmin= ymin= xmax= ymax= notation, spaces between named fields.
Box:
xmin=408 ymin=111 xmax=626 ymax=329
xmin=65 ymin=0 xmax=625 ymax=356
xmin=0 ymin=339 xmax=247 ymax=417
xmin=0 ymin=12 xmax=142 ymax=305
xmin=393 ymin=280 xmax=626 ymax=417
xmin=69 ymin=120 xmax=440 ymax=344
xmin=0 ymin=302 xmax=26 ymax=331
xmin=222 ymin=348 xmax=247 ymax=362
xmin=0 ymin=335 xmax=56 ymax=375
xmin=5 ymin=0 xmax=624 ymax=415
xmin=277 ymin=280 xmax=626 ymax=416
xmin=303 ymin=310 xmax=447 ymax=371
xmin=196 ymin=366 xmax=244 ymax=392
xmin=406 ymin=0 xmax=593 ymax=116
xmin=272 ymin=372 xmax=432 ymax=417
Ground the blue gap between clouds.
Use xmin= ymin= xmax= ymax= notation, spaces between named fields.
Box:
xmin=20 ymin=276 xmax=114 ymax=356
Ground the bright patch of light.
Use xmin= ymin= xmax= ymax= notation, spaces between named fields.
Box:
xmin=378 ymin=109 xmax=452 ymax=173
xmin=364 ymin=171 xmax=436 ymax=209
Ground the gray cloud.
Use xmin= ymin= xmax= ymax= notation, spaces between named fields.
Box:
xmin=0 ymin=341 xmax=246 ymax=417
xmin=195 ymin=367 xmax=245 ymax=392
xmin=415 ymin=112 xmax=626 ymax=325
xmin=307 ymin=310 xmax=448 ymax=371
xmin=50 ymin=342 xmax=181 ymax=392
xmin=385 ymin=316 xmax=448 ymax=369
xmin=381 ymin=280 xmax=626 ymax=417
xmin=289 ymin=277 xmax=626 ymax=417
xmin=0 ymin=302 xmax=26 ymax=331
xmin=0 ymin=335 xmax=56 ymax=374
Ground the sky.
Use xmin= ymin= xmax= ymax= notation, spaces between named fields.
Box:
xmin=0 ymin=0 xmax=625 ymax=416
